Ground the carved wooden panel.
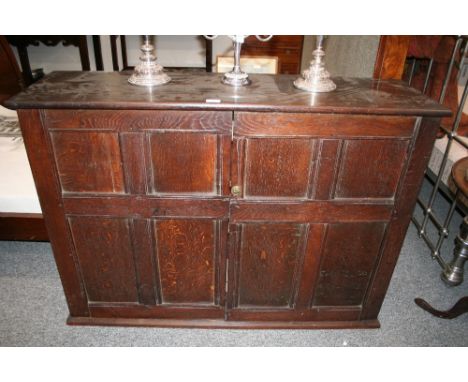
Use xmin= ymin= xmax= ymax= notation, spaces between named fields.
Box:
xmin=235 ymin=223 xmax=304 ymax=307
xmin=148 ymin=132 xmax=219 ymax=195
xmin=243 ymin=138 xmax=315 ymax=198
xmin=313 ymin=222 xmax=387 ymax=306
xmin=154 ymin=219 xmax=218 ymax=304
xmin=50 ymin=131 xmax=125 ymax=194
xmin=335 ymin=139 xmax=409 ymax=199
xmin=68 ymin=216 xmax=138 ymax=303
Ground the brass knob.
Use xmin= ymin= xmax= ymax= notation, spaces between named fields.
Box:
xmin=231 ymin=185 xmax=241 ymax=197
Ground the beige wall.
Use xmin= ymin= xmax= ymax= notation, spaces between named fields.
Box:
xmin=301 ymin=36 xmax=380 ymax=78
xmin=124 ymin=35 xmax=207 ymax=68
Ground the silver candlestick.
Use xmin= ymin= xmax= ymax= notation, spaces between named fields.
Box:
xmin=128 ymin=35 xmax=171 ymax=87
xmin=204 ymin=35 xmax=273 ymax=86
xmin=294 ymin=35 xmax=336 ymax=92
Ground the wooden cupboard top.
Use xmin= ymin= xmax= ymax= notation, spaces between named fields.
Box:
xmin=6 ymin=71 xmax=450 ymax=117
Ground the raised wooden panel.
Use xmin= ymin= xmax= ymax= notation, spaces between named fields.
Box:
xmin=244 ymin=138 xmax=314 ymax=198
xmin=154 ymin=219 xmax=217 ymax=304
xmin=68 ymin=216 xmax=138 ymax=303
xmin=335 ymin=139 xmax=409 ymax=199
xmin=313 ymin=222 xmax=387 ymax=307
xmin=236 ymin=223 xmax=304 ymax=307
xmin=148 ymin=132 xmax=218 ymax=195
xmin=50 ymin=131 xmax=125 ymax=194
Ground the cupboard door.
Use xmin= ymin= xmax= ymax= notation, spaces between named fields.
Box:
xmin=226 ymin=221 xmax=388 ymax=322
xmin=227 ymin=112 xmax=404 ymax=322
xmin=67 ymin=215 xmax=228 ymax=320
xmin=46 ymin=110 xmax=231 ymax=197
xmin=234 ymin=112 xmax=415 ymax=201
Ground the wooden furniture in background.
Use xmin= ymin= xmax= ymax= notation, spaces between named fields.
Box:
xmin=6 ymin=71 xmax=449 ymax=328
xmin=6 ymin=35 xmax=103 ymax=86
xmin=0 ymin=36 xmax=48 ymax=241
xmin=216 ymin=56 xmax=278 ymax=74
xmin=242 ymin=35 xmax=304 ymax=74
xmin=110 ymin=35 xmax=122 ymax=71
xmin=111 ymin=36 xmax=213 ymax=72
xmin=0 ymin=213 xmax=48 ymax=241
xmin=415 ymin=157 xmax=468 ymax=319
xmin=0 ymin=36 xmax=23 ymax=104
xmin=373 ymin=36 xmax=410 ymax=80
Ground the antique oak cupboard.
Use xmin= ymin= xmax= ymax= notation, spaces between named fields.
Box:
xmin=5 ymin=71 xmax=450 ymax=329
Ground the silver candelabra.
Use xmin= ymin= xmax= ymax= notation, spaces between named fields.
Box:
xmin=128 ymin=35 xmax=171 ymax=87
xmin=204 ymin=35 xmax=273 ymax=86
xmin=294 ymin=35 xmax=336 ymax=93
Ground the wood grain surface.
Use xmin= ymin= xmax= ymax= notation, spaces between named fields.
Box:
xmin=6 ymin=71 xmax=451 ymax=116
xmin=10 ymin=72 xmax=449 ymax=329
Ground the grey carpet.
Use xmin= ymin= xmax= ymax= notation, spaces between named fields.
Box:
xmin=0 ymin=179 xmax=467 ymax=346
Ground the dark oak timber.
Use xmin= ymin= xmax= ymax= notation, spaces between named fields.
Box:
xmin=6 ymin=71 xmax=449 ymax=116
xmin=0 ymin=213 xmax=48 ymax=241
xmin=7 ymin=71 xmax=450 ymax=329
xmin=373 ymin=36 xmax=410 ymax=80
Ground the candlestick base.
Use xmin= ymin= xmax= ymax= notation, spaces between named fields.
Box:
xmin=128 ymin=37 xmax=171 ymax=87
xmin=222 ymin=70 xmax=251 ymax=87
xmin=293 ymin=74 xmax=336 ymax=93
xmin=128 ymin=64 xmax=171 ymax=87
xmin=294 ymin=43 xmax=336 ymax=93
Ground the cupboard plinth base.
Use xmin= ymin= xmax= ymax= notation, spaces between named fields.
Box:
xmin=67 ymin=316 xmax=380 ymax=330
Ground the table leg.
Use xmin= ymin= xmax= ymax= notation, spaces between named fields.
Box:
xmin=415 ymin=297 xmax=468 ymax=319
xmin=441 ymin=216 xmax=468 ymax=286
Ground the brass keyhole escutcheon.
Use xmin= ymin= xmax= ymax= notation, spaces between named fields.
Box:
xmin=231 ymin=185 xmax=241 ymax=197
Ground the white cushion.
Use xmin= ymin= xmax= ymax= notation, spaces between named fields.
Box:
xmin=0 ymin=106 xmax=42 ymax=213
xmin=428 ymin=135 xmax=468 ymax=185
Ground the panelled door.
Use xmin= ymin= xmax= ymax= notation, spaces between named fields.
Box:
xmin=45 ymin=109 xmax=231 ymax=320
xmin=43 ymin=108 xmax=416 ymax=322
xmin=227 ymin=112 xmax=416 ymax=322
